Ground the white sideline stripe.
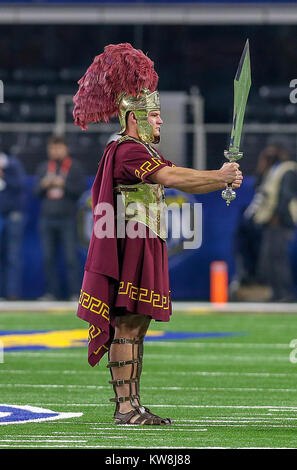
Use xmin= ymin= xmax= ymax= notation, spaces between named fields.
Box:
xmin=0 ymin=299 xmax=297 ymax=313
xmin=173 ymin=301 xmax=297 ymax=313
xmin=2 ymin=383 xmax=297 ymax=393
xmin=1 ymin=369 xmax=297 ymax=378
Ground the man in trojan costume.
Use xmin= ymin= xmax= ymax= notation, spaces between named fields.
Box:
xmin=73 ymin=43 xmax=242 ymax=425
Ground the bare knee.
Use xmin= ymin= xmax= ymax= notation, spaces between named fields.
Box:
xmin=114 ymin=314 xmax=151 ymax=339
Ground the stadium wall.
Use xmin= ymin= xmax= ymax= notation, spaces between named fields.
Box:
xmin=18 ymin=175 xmax=297 ymax=301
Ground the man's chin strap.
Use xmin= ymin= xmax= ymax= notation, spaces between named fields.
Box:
xmin=107 ymin=337 xmax=173 ymax=425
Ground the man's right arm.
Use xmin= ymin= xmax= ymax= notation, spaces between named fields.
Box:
xmin=149 ymin=163 xmax=241 ymax=194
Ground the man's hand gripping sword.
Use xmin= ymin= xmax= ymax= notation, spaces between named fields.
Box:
xmin=222 ymin=39 xmax=251 ymax=206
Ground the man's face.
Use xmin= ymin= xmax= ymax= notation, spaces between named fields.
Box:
xmin=147 ymin=110 xmax=163 ymax=139
xmin=47 ymin=143 xmax=68 ymax=161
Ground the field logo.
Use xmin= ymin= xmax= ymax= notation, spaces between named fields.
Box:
xmin=0 ymin=340 xmax=3 ymax=363
xmin=289 ymin=339 xmax=297 ymax=364
xmin=0 ymin=404 xmax=82 ymax=425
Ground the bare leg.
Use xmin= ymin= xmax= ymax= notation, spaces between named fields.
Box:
xmin=109 ymin=314 xmax=150 ymax=420
xmin=108 ymin=313 xmax=172 ymax=425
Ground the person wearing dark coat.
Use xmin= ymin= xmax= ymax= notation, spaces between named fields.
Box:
xmin=35 ymin=135 xmax=85 ymax=300
xmin=0 ymin=151 xmax=26 ymax=300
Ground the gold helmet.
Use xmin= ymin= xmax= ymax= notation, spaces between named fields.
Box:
xmin=118 ymin=88 xmax=160 ymax=144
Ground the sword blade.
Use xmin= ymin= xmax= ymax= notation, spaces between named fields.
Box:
xmin=228 ymin=39 xmax=251 ymax=156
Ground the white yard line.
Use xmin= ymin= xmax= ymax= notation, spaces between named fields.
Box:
xmin=2 ymin=383 xmax=297 ymax=393
xmin=1 ymin=369 xmax=297 ymax=379
xmin=90 ymin=427 xmax=208 ymax=431
xmin=29 ymin=403 xmax=297 ymax=410
xmin=144 ymin=342 xmax=291 ymax=349
xmin=145 ymin=354 xmax=289 ymax=361
xmin=2 ymin=352 xmax=290 ymax=362
xmin=175 ymin=416 xmax=297 ymax=421
xmin=0 ymin=439 xmax=87 ymax=443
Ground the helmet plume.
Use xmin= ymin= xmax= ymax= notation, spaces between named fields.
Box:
xmin=73 ymin=43 xmax=159 ymax=130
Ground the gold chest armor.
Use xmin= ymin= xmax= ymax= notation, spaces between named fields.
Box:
xmin=114 ymin=182 xmax=167 ymax=241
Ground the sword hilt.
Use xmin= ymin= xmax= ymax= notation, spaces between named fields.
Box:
xmin=221 ymin=150 xmax=243 ymax=206
xmin=224 ymin=150 xmax=243 ymax=161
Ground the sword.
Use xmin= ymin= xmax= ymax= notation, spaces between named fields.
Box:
xmin=221 ymin=39 xmax=251 ymax=206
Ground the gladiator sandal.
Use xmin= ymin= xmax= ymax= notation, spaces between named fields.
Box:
xmin=107 ymin=337 xmax=173 ymax=425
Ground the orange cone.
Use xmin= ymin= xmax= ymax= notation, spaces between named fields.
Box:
xmin=210 ymin=261 xmax=228 ymax=303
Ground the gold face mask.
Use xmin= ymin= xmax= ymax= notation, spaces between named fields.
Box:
xmin=118 ymin=88 xmax=160 ymax=144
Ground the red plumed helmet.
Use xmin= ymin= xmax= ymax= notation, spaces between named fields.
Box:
xmin=73 ymin=43 xmax=159 ymax=130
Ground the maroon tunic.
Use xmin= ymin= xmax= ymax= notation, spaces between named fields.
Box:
xmin=77 ymin=138 xmax=173 ymax=366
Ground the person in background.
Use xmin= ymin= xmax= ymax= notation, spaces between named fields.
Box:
xmin=35 ymin=135 xmax=85 ymax=301
xmin=244 ymin=144 xmax=297 ymax=302
xmin=0 ymin=150 xmax=26 ymax=300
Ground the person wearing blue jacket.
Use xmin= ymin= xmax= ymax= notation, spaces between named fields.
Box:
xmin=0 ymin=151 xmax=26 ymax=300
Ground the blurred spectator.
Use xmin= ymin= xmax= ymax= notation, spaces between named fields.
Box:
xmin=241 ymin=144 xmax=297 ymax=302
xmin=35 ymin=135 xmax=85 ymax=301
xmin=0 ymin=150 xmax=26 ymax=300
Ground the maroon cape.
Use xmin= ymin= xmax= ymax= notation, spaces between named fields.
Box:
xmin=77 ymin=138 xmax=173 ymax=366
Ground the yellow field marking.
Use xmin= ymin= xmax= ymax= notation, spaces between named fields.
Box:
xmin=0 ymin=329 xmax=165 ymax=349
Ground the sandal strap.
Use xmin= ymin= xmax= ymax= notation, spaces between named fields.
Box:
xmin=109 ymin=378 xmax=138 ymax=386
xmin=110 ymin=396 xmax=131 ymax=403
xmin=110 ymin=395 xmax=140 ymax=404
xmin=114 ymin=405 xmax=174 ymax=425
xmin=107 ymin=359 xmax=139 ymax=368
xmin=112 ymin=338 xmax=143 ymax=345
xmin=114 ymin=409 xmax=139 ymax=424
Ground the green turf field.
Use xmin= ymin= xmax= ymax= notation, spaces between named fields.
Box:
xmin=0 ymin=308 xmax=297 ymax=449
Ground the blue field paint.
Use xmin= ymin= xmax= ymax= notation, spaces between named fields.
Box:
xmin=0 ymin=405 xmax=58 ymax=423
xmin=0 ymin=405 xmax=82 ymax=425
xmin=144 ymin=331 xmax=248 ymax=341
xmin=0 ymin=330 xmax=47 ymax=335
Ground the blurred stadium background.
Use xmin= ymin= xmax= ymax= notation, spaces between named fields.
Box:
xmin=1 ymin=0 xmax=297 ymax=303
